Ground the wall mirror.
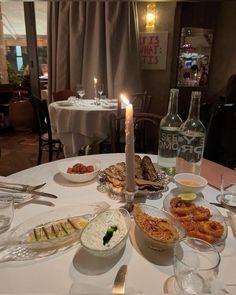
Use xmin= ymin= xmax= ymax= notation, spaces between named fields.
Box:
xmin=177 ymin=27 xmax=213 ymax=87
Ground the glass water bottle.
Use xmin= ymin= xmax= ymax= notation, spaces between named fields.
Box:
xmin=157 ymin=88 xmax=182 ymax=176
xmin=176 ymin=91 xmax=206 ymax=175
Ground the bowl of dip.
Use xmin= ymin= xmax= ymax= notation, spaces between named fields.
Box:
xmin=174 ymin=173 xmax=207 ymax=193
xmin=133 ymin=203 xmax=185 ymax=251
xmin=80 ymin=208 xmax=131 ymax=257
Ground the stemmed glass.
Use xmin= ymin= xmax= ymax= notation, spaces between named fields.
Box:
xmin=97 ymin=83 xmax=104 ymax=100
xmin=76 ymin=84 xmax=85 ymax=105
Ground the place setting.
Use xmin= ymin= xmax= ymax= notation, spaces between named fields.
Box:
xmin=0 ymin=177 xmax=58 ymax=207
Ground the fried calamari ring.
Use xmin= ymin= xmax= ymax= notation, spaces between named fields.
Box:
xmin=170 ymin=197 xmax=196 ymax=216
xmin=171 ymin=205 xmax=196 ymax=216
xmin=180 ymin=219 xmax=198 ymax=232
xmin=170 ymin=196 xmax=196 ymax=209
xmin=188 ymin=230 xmax=216 ymax=244
xmin=198 ymin=221 xmax=224 ymax=238
xmin=192 ymin=207 xmax=211 ymax=221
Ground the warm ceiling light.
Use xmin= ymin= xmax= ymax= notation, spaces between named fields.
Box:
xmin=146 ymin=3 xmax=156 ymax=29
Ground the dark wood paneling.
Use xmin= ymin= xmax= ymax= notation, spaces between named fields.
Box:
xmin=181 ymin=2 xmax=220 ymax=30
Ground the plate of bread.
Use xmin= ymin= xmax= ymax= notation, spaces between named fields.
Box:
xmin=97 ymin=155 xmax=170 ymax=198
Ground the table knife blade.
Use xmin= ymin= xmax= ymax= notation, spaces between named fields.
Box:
xmin=112 ymin=265 xmax=127 ymax=294
xmin=210 ymin=202 xmax=224 ymax=208
xmin=0 ymin=186 xmax=58 ymax=199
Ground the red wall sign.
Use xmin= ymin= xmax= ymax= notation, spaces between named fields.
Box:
xmin=139 ymin=32 xmax=168 ymax=70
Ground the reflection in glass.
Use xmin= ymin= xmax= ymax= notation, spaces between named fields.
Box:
xmin=177 ymin=27 xmax=213 ymax=87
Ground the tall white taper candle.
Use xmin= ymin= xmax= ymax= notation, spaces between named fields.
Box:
xmin=121 ymin=94 xmax=136 ymax=192
xmin=94 ymin=77 xmax=98 ymax=98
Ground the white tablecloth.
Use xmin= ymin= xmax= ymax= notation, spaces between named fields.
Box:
xmin=0 ymin=154 xmax=236 ymax=294
xmin=49 ymin=100 xmax=122 ymax=157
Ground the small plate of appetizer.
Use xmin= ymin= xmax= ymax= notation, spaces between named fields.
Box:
xmin=57 ymin=158 xmax=101 ymax=183
xmin=163 ymin=189 xmax=228 ymax=248
xmin=0 ymin=202 xmax=110 ymax=261
xmin=97 ymin=155 xmax=170 ymax=199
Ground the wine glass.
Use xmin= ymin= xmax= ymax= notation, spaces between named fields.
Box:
xmin=219 ymin=172 xmax=236 ymax=207
xmin=76 ymin=84 xmax=85 ymax=105
xmin=174 ymin=237 xmax=220 ymax=294
xmin=97 ymin=83 xmax=104 ymax=101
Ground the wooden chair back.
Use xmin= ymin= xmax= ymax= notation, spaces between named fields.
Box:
xmin=130 ymin=92 xmax=152 ymax=113
xmin=53 ymin=89 xmax=77 ymax=102
xmin=30 ymin=96 xmax=63 ymax=164
xmin=110 ymin=112 xmax=162 ymax=154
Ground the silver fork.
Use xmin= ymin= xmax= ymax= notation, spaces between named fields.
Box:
xmin=0 ymin=182 xmax=46 ymax=191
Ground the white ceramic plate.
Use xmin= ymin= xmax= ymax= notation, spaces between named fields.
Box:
xmin=57 ymin=158 xmax=101 ymax=183
xmin=56 ymin=101 xmax=75 ymax=107
xmin=163 ymin=188 xmax=228 ymax=247
xmin=101 ymin=102 xmax=118 ymax=109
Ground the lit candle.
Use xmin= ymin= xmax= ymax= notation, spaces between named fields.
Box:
xmin=121 ymin=94 xmax=136 ymax=192
xmin=94 ymin=77 xmax=98 ymax=98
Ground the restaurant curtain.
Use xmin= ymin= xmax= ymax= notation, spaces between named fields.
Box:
xmin=47 ymin=2 xmax=142 ymax=102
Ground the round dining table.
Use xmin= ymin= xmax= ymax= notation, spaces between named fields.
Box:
xmin=49 ymin=99 xmax=122 ymax=158
xmin=0 ymin=153 xmax=236 ymax=294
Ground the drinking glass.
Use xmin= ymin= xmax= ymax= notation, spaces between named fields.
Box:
xmin=76 ymin=84 xmax=85 ymax=105
xmin=0 ymin=193 xmax=14 ymax=234
xmin=174 ymin=237 xmax=220 ymax=294
xmin=220 ymin=172 xmax=236 ymax=207
xmin=98 ymin=83 xmax=104 ymax=99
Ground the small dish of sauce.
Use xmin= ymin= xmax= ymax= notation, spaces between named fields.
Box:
xmin=180 ymin=179 xmax=201 ymax=187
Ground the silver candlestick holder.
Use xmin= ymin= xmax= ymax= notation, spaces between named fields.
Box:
xmin=123 ymin=190 xmax=137 ymax=213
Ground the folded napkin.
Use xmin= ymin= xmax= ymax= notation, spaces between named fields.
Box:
xmin=67 ymin=96 xmax=77 ymax=103
xmin=227 ymin=211 xmax=236 ymax=237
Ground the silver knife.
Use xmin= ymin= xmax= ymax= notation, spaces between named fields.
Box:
xmin=210 ymin=202 xmax=224 ymax=208
xmin=112 ymin=265 xmax=127 ymax=294
xmin=0 ymin=187 xmax=58 ymax=199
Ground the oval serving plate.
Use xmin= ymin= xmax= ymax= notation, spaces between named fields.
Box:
xmin=0 ymin=205 xmax=97 ymax=252
xmin=163 ymin=188 xmax=228 ymax=247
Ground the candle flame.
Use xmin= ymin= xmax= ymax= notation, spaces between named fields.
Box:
xmin=120 ymin=94 xmax=130 ymax=105
xmin=94 ymin=77 xmax=97 ymax=84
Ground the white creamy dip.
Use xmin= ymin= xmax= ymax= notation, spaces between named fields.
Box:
xmin=81 ymin=210 xmax=127 ymax=250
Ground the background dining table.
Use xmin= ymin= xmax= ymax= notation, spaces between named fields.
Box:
xmin=49 ymin=99 xmax=122 ymax=157
xmin=0 ymin=154 xmax=236 ymax=294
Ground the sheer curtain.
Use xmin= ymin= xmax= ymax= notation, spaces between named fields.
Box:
xmin=47 ymin=2 xmax=142 ymax=102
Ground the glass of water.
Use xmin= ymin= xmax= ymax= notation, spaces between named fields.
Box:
xmin=220 ymin=172 xmax=236 ymax=207
xmin=174 ymin=237 xmax=220 ymax=294
xmin=0 ymin=193 xmax=14 ymax=234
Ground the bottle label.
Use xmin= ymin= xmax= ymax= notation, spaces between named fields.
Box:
xmin=159 ymin=128 xmax=179 ymax=158
xmin=178 ymin=133 xmax=205 ymax=162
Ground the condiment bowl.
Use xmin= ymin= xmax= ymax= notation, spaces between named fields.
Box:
xmin=133 ymin=203 xmax=186 ymax=251
xmin=57 ymin=157 xmax=101 ymax=183
xmin=80 ymin=208 xmax=131 ymax=257
xmin=174 ymin=173 xmax=208 ymax=193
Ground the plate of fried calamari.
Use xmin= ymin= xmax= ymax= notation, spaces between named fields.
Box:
xmin=97 ymin=155 xmax=170 ymax=199
xmin=163 ymin=189 xmax=228 ymax=246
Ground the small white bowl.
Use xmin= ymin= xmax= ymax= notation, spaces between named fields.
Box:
xmin=80 ymin=208 xmax=131 ymax=257
xmin=57 ymin=158 xmax=101 ymax=183
xmin=174 ymin=173 xmax=208 ymax=193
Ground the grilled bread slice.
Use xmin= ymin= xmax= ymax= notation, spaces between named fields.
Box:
xmin=141 ymin=156 xmax=158 ymax=182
